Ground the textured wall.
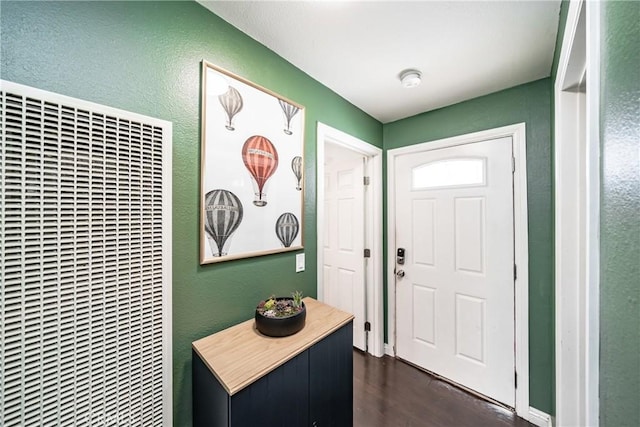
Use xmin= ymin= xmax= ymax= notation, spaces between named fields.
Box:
xmin=0 ymin=2 xmax=382 ymax=425
xmin=383 ymin=78 xmax=555 ymax=414
xmin=599 ymin=1 xmax=640 ymax=426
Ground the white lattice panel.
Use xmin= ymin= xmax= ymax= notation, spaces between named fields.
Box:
xmin=0 ymin=80 xmax=172 ymax=427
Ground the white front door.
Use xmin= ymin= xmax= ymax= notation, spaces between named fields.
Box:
xmin=395 ymin=136 xmax=515 ymax=406
xmin=324 ymin=144 xmax=366 ymax=350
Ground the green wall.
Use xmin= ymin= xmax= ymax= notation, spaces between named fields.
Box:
xmin=599 ymin=1 xmax=640 ymax=425
xmin=0 ymin=2 xmax=382 ymax=425
xmin=383 ymin=78 xmax=554 ymax=414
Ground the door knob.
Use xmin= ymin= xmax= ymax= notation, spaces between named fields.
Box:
xmin=396 ymin=270 xmax=405 ymax=279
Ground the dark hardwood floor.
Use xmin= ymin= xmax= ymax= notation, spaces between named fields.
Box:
xmin=353 ymin=350 xmax=533 ymax=427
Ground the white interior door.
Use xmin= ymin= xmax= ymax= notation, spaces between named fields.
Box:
xmin=395 ymin=137 xmax=515 ymax=406
xmin=324 ymin=143 xmax=366 ymax=350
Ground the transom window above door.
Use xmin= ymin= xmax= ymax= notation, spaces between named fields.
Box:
xmin=411 ymin=157 xmax=486 ymax=190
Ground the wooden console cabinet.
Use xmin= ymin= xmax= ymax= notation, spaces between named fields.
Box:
xmin=192 ymin=298 xmax=354 ymax=427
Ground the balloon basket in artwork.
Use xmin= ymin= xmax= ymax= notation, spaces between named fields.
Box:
xmin=253 ymin=192 xmax=268 ymax=207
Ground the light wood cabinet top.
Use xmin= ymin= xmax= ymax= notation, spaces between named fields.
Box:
xmin=192 ymin=297 xmax=354 ymax=395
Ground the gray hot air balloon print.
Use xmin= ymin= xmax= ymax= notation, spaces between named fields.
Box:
xmin=204 ymin=189 xmax=244 ymax=257
xmin=275 ymin=212 xmax=300 ymax=248
xmin=218 ymin=86 xmax=244 ymax=131
xmin=291 ymin=156 xmax=303 ymax=191
xmin=278 ymin=99 xmax=300 ymax=135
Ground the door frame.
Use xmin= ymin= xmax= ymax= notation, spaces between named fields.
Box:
xmin=317 ymin=122 xmax=384 ymax=357
xmin=554 ymin=0 xmax=601 ymax=425
xmin=387 ymin=123 xmax=530 ymax=418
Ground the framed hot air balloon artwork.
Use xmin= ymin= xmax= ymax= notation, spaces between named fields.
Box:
xmin=200 ymin=60 xmax=305 ymax=264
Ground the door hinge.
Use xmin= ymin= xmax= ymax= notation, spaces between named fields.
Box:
xmin=364 ymin=321 xmax=371 ymax=332
xmin=515 ymin=371 xmax=518 ymax=389
xmin=363 ymin=176 xmax=370 ymax=186
xmin=364 ymin=248 xmax=371 ymax=258
xmin=514 ymin=264 xmax=517 ymax=281
xmin=512 ymin=157 xmax=516 ymax=173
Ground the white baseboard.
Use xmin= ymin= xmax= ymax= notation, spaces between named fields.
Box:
xmin=527 ymin=407 xmax=553 ymax=427
xmin=384 ymin=343 xmax=394 ymax=356
xmin=369 ymin=338 xmax=385 ymax=358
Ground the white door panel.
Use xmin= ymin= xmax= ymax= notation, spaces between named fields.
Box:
xmin=324 ymin=144 xmax=366 ymax=350
xmin=395 ymin=136 xmax=515 ymax=406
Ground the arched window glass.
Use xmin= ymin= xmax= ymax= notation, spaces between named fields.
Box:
xmin=412 ymin=158 xmax=486 ymax=190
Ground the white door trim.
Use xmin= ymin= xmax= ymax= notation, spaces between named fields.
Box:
xmin=317 ymin=122 xmax=384 ymax=357
xmin=554 ymin=0 xmax=600 ymax=425
xmin=387 ymin=123 xmax=530 ymax=417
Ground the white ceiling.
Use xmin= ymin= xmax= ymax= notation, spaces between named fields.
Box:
xmin=199 ymin=1 xmax=561 ymax=123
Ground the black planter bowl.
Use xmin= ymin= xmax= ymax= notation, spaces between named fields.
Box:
xmin=255 ymin=298 xmax=306 ymax=337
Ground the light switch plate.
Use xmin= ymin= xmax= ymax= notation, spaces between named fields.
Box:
xmin=296 ymin=253 xmax=305 ymax=272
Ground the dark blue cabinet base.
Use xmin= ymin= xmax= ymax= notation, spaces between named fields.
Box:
xmin=193 ymin=322 xmax=353 ymax=427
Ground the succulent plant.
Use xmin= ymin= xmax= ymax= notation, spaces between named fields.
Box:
xmin=256 ymin=292 xmax=304 ymax=318
xmin=292 ymin=291 xmax=303 ymax=308
xmin=263 ymin=296 xmax=276 ymax=311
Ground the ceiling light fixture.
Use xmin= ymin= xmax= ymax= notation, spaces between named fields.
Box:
xmin=399 ymin=69 xmax=422 ymax=88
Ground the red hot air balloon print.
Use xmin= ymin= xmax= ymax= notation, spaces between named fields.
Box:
xmin=242 ymin=135 xmax=279 ymax=207
xmin=278 ymin=99 xmax=300 ymax=135
xmin=291 ymin=156 xmax=303 ymax=191
xmin=275 ymin=212 xmax=300 ymax=248
xmin=218 ymin=86 xmax=243 ymax=131
xmin=204 ymin=189 xmax=243 ymax=257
